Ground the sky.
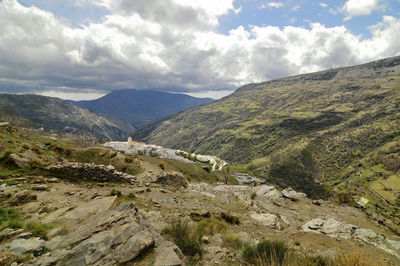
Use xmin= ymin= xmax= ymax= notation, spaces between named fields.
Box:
xmin=0 ymin=0 xmax=399 ymax=100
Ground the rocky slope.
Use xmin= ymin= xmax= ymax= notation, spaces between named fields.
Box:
xmin=0 ymin=94 xmax=136 ymax=141
xmin=72 ymin=89 xmax=213 ymax=128
xmin=0 ymin=126 xmax=399 ymax=265
xmin=134 ymin=56 xmax=400 ymax=228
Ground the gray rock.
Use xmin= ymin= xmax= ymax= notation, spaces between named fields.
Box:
xmin=8 ymin=237 xmax=45 ymax=256
xmin=282 ymin=188 xmax=307 ymax=201
xmin=250 ymin=213 xmax=280 ymax=229
xmin=254 ymin=185 xmax=280 ymax=199
xmin=154 ymin=241 xmax=184 ymax=266
xmin=61 ymin=196 xmax=118 ymax=221
xmin=302 ymin=218 xmax=324 ymax=232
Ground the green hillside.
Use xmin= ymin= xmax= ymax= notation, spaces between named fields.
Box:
xmin=135 ymin=56 xmax=400 ymax=230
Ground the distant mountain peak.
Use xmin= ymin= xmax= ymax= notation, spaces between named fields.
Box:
xmin=72 ymin=89 xmax=213 ymax=128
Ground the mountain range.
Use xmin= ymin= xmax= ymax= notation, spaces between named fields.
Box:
xmin=0 ymin=94 xmax=136 ymax=141
xmin=71 ymin=89 xmax=213 ymax=128
xmin=134 ymin=56 xmax=400 ymax=225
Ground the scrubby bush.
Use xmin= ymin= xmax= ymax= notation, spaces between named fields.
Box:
xmin=109 ymin=189 xmax=122 ymax=197
xmin=162 ymin=221 xmax=202 ymax=258
xmin=242 ymin=240 xmax=289 ymax=265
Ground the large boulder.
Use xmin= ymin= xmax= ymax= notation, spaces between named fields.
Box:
xmin=34 ymin=203 xmax=156 ymax=265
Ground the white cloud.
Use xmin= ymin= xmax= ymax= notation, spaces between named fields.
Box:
xmin=291 ymin=5 xmax=300 ymax=12
xmin=259 ymin=2 xmax=283 ymax=9
xmin=342 ymin=0 xmax=380 ymax=20
xmin=0 ymin=0 xmax=400 ymax=98
xmin=319 ymin=3 xmax=328 ymax=8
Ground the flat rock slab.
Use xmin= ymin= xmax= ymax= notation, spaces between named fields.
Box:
xmin=154 ymin=241 xmax=183 ymax=266
xmin=8 ymin=237 xmax=45 ymax=256
xmin=61 ymin=196 xmax=118 ymax=221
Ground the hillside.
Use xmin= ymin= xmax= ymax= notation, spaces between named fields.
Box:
xmin=135 ymin=56 xmax=400 ymax=227
xmin=0 ymin=126 xmax=399 ymax=265
xmin=72 ymin=89 xmax=213 ymax=128
xmin=0 ymin=94 xmax=136 ymax=141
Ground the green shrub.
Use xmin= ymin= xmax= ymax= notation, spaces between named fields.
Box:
xmin=242 ymin=240 xmax=289 ymax=265
xmin=223 ymin=233 xmax=245 ymax=250
xmin=109 ymin=189 xmax=122 ymax=197
xmin=162 ymin=221 xmax=202 ymax=258
xmin=25 ymin=221 xmax=54 ymax=240
xmin=0 ymin=208 xmax=22 ymax=231
xmin=196 ymin=218 xmax=227 ymax=236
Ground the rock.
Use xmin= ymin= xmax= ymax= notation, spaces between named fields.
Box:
xmin=8 ymin=237 xmax=45 ymax=256
xmin=353 ymin=228 xmax=380 ymax=242
xmin=201 ymin=236 xmax=210 ymax=244
xmin=302 ymin=218 xmax=324 ymax=232
xmin=61 ymin=196 xmax=118 ymax=221
xmin=8 ymin=150 xmax=40 ymax=168
xmin=232 ymin=173 xmax=266 ymax=185
xmin=312 ymin=200 xmax=323 ymax=206
xmin=8 ymin=190 xmax=37 ymax=206
xmin=31 ymin=184 xmax=48 ymax=191
xmin=154 ymin=241 xmax=184 ymax=266
xmin=16 ymin=232 xmax=33 ymax=239
xmin=250 ymin=213 xmax=280 ymax=229
xmin=156 ymin=172 xmax=187 ymax=187
xmin=282 ymin=188 xmax=307 ymax=201
xmin=42 ymin=206 xmax=74 ymax=224
xmin=303 ymin=218 xmax=356 ymax=239
xmin=254 ymin=185 xmax=280 ymax=199
xmin=48 ymin=227 xmax=64 ymax=238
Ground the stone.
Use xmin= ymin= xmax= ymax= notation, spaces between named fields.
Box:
xmin=31 ymin=184 xmax=48 ymax=191
xmin=48 ymin=227 xmax=64 ymax=238
xmin=353 ymin=228 xmax=379 ymax=242
xmin=201 ymin=236 xmax=210 ymax=244
xmin=254 ymin=185 xmax=280 ymax=199
xmin=282 ymin=188 xmax=307 ymax=201
xmin=8 ymin=150 xmax=40 ymax=168
xmin=61 ymin=196 xmax=118 ymax=221
xmin=8 ymin=237 xmax=45 ymax=256
xmin=8 ymin=190 xmax=37 ymax=206
xmin=250 ymin=213 xmax=280 ymax=229
xmin=42 ymin=206 xmax=75 ymax=223
xmin=302 ymin=218 xmax=324 ymax=232
xmin=156 ymin=172 xmax=187 ymax=187
xmin=154 ymin=241 xmax=184 ymax=266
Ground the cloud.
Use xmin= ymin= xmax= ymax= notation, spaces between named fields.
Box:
xmin=0 ymin=0 xmax=400 ymax=99
xmin=259 ymin=2 xmax=283 ymax=9
xmin=342 ymin=0 xmax=380 ymax=20
xmin=319 ymin=3 xmax=328 ymax=8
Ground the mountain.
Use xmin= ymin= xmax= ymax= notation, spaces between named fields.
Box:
xmin=0 ymin=94 xmax=136 ymax=141
xmin=135 ymin=56 xmax=400 ymax=224
xmin=71 ymin=89 xmax=214 ymax=128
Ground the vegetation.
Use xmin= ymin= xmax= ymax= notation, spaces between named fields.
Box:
xmin=134 ymin=56 xmax=400 ymax=227
xmin=162 ymin=220 xmax=203 ymax=258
